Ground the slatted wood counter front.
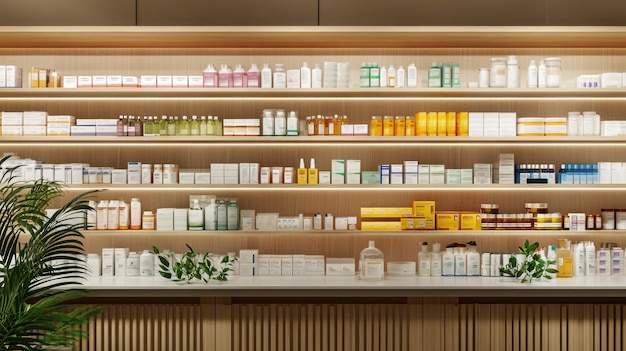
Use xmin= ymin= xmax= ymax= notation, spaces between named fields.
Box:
xmin=67 ymin=276 xmax=626 ymax=351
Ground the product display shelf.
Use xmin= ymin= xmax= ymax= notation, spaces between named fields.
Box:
xmin=3 ymin=26 xmax=626 ymax=261
xmin=3 ymin=87 xmax=626 ymax=98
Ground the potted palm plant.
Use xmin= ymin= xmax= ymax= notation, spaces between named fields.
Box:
xmin=0 ymin=155 xmax=103 ymax=350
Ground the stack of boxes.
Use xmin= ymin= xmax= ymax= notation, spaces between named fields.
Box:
xmin=468 ymin=112 xmax=517 ymax=137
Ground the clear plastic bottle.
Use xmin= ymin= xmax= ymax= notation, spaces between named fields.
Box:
xmin=179 ymin=115 xmax=190 ymax=136
xmin=213 ymin=116 xmax=223 ymax=136
xmin=216 ymin=200 xmax=227 ymax=230
xmin=359 ymin=241 xmax=384 ymax=280
xmin=227 ymin=200 xmax=239 ymax=230
xmin=418 ymin=242 xmax=431 ymax=276
xmin=188 ymin=199 xmax=204 ymax=231
xmin=556 ymin=239 xmax=573 ymax=278
xmin=312 ymin=64 xmax=323 ymax=88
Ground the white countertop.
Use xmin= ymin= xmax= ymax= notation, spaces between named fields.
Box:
xmin=73 ymin=275 xmax=626 ymax=298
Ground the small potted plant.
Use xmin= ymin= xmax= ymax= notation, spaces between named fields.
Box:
xmin=499 ymin=240 xmax=558 ymax=284
xmin=153 ymin=244 xmax=236 ymax=283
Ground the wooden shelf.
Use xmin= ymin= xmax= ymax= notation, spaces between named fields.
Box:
xmin=1 ymin=26 xmax=626 ymax=49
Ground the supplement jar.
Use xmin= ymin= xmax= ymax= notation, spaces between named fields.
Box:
xmin=545 ymin=57 xmax=562 ymax=88
xmin=489 ymin=58 xmax=506 ymax=88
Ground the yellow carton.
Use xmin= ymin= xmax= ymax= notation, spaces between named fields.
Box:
xmin=457 ymin=112 xmax=469 ymax=136
xmin=413 ymin=201 xmax=435 ymax=217
xmin=446 ymin=112 xmax=457 ymax=136
xmin=461 ymin=212 xmax=482 ymax=230
xmin=437 ymin=112 xmax=447 ymax=136
xmin=386 ymin=207 xmax=414 ymax=218
xmin=427 ymin=112 xmax=438 ymax=136
xmin=361 ymin=221 xmax=402 ymax=231
xmin=436 ymin=212 xmax=460 ymax=230
xmin=416 ymin=112 xmax=428 ymax=136
xmin=360 ymin=207 xmax=389 ymax=218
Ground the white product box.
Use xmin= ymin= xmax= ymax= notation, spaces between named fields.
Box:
xmin=611 ymin=162 xmax=622 ymax=184
xmin=353 ymin=124 xmax=368 ymax=136
xmin=287 ymin=69 xmax=300 ymax=88
xmin=22 ymin=125 xmax=46 ymax=136
xmin=304 ymin=255 xmax=325 ymax=275
xmin=114 ymin=248 xmax=129 ymax=276
xmin=174 ymin=208 xmax=188 ymax=231
xmin=96 ymin=125 xmax=117 ymax=136
xmin=319 ymin=171 xmax=331 ymax=184
xmin=111 ymin=169 xmax=127 ymax=184
xmin=172 ymin=75 xmax=188 ymax=88
xmin=156 ymin=208 xmax=174 ymax=231
xmin=499 ymin=112 xmax=517 ymax=137
xmin=334 ymin=217 xmax=348 ymax=230
xmin=122 ymin=76 xmax=138 ymax=87
xmin=2 ymin=111 xmax=23 ymax=125
xmin=326 ymin=258 xmax=355 ymax=276
xmin=6 ymin=66 xmax=22 ymax=88
xmin=239 ymin=163 xmax=250 ymax=184
xmin=249 ymin=163 xmax=259 ymax=184
xmin=483 ymin=112 xmax=499 ymax=137
xmin=281 ymin=256 xmax=293 ymax=276
xmin=240 ymin=210 xmax=255 ymax=231
xmin=179 ymin=172 xmax=195 ymax=184
xmin=53 ymin=165 xmax=66 ymax=182
xmin=70 ymin=126 xmax=96 ymax=136
xmin=269 ymin=255 xmax=283 ymax=276
xmin=77 ymin=76 xmax=92 ymax=88
xmin=473 ymin=163 xmax=492 ymax=184
xmin=92 ymin=75 xmax=107 ymax=87
xmin=390 ymin=163 xmax=403 ymax=184
xmin=598 ymin=162 xmax=612 ymax=184
xmin=601 ymin=72 xmax=622 ymax=88
xmin=256 ymin=255 xmax=270 ymax=276
xmin=429 ymin=164 xmax=445 ymax=184
xmin=101 ymin=167 xmax=112 ymax=183
xmin=140 ymin=75 xmax=157 ymax=88
xmin=446 ymin=169 xmax=461 ymax=184
xmin=341 ymin=124 xmax=354 ymax=135
xmin=107 ymin=75 xmax=122 ymax=87
xmin=127 ymin=161 xmax=141 ymax=184
xmin=101 ymin=248 xmax=115 ymax=276
xmin=239 ymin=249 xmax=259 ymax=263
xmin=41 ymin=164 xmax=54 ymax=181
xmin=194 ymin=172 xmax=211 ymax=184
xmin=71 ymin=164 xmax=84 ymax=184
xmin=0 ymin=65 xmax=5 ymax=87
xmin=157 ymin=76 xmax=172 ymax=88
xmin=63 ymin=76 xmax=78 ymax=88
xmin=568 ymin=213 xmax=586 ymax=231
xmin=239 ymin=263 xmax=256 ymax=276
xmin=418 ymin=164 xmax=430 ymax=184
xmin=23 ymin=111 xmax=47 ymax=125
xmin=292 ymin=255 xmax=306 ymax=276
xmin=188 ymin=76 xmax=203 ymax=88
xmin=468 ymin=112 xmax=484 ymax=137
xmin=379 ymin=164 xmax=390 ymax=184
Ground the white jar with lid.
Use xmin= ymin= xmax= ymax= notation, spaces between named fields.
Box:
xmin=545 ymin=57 xmax=562 ymax=88
xmin=489 ymin=57 xmax=506 ymax=88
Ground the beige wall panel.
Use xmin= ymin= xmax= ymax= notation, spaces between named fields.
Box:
xmin=137 ymin=0 xmax=317 ymax=26
xmin=0 ymin=0 xmax=135 ymax=26
xmin=320 ymin=0 xmax=547 ymax=26
xmin=547 ymin=0 xmax=626 ymax=26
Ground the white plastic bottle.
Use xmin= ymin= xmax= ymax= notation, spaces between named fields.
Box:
xmin=547 ymin=245 xmax=557 ymax=278
xmin=359 ymin=241 xmax=384 ymax=280
xmin=262 ymin=109 xmax=274 ymax=136
xmin=139 ymin=250 xmax=154 ymax=276
xmin=585 ymin=241 xmax=596 ymax=276
xmin=261 ymin=64 xmax=272 ymax=88
xmin=273 ymin=64 xmax=287 ymax=88
xmin=506 ymin=55 xmax=519 ymax=88
xmin=442 ymin=244 xmax=455 ymax=276
xmin=527 ymin=60 xmax=538 ymax=88
xmin=107 ymin=200 xmax=119 ymax=230
xmin=204 ymin=198 xmax=217 ymax=230
xmin=466 ymin=241 xmax=480 ymax=276
xmin=274 ymin=109 xmax=287 ymax=136
xmin=574 ymin=242 xmax=586 ymax=276
xmin=218 ymin=64 xmax=233 ymax=88
xmin=233 ymin=64 xmax=245 ymax=88
xmin=126 ymin=252 xmax=140 ymax=276
xmin=118 ymin=200 xmax=129 ymax=230
xmin=538 ymin=60 xmax=547 ymax=88
xmin=396 ymin=66 xmax=406 ymax=88
xmin=300 ymin=62 xmax=311 ymax=88
xmin=203 ymin=64 xmax=218 ymax=88
xmin=130 ymin=198 xmax=142 ymax=230
xmin=387 ymin=65 xmax=396 ymax=88
xmin=379 ymin=65 xmax=388 ymax=88
xmin=454 ymin=245 xmax=467 ymax=276
xmin=311 ymin=64 xmax=322 ymax=88
xmin=407 ymin=63 xmax=418 ymax=88
xmin=87 ymin=200 xmax=97 ymax=230
xmin=247 ymin=64 xmax=261 ymax=88
xmin=188 ymin=199 xmax=204 ymax=231
xmin=418 ymin=242 xmax=431 ymax=276
xmin=287 ymin=111 xmax=299 ymax=136
xmin=431 ymin=242 xmax=442 ymax=276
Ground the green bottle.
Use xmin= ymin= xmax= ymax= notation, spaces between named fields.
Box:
xmin=216 ymin=200 xmax=227 ymax=230
xmin=214 ymin=116 xmax=223 ymax=136
xmin=190 ymin=115 xmax=200 ymax=136
xmin=167 ymin=116 xmax=176 ymax=136
xmin=207 ymin=115 xmax=215 ymax=136
xmin=227 ymin=200 xmax=239 ymax=230
xmin=144 ymin=116 xmax=154 ymax=136
xmin=199 ymin=116 xmax=208 ymax=135
xmin=180 ymin=116 xmax=190 ymax=136
xmin=159 ymin=115 xmax=169 ymax=136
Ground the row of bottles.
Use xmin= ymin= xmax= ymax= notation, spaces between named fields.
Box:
xmin=191 ymin=198 xmax=240 ymax=231
xmin=203 ymin=63 xmax=323 ymax=89
xmin=116 ymin=115 xmax=223 ymax=137
xmin=305 ymin=114 xmax=350 ymax=136
xmin=91 ymin=198 xmax=142 ymax=230
xmin=360 ymin=63 xmax=419 ymax=88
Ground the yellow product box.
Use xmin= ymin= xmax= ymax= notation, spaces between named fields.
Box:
xmin=30 ymin=67 xmax=39 ymax=88
xmin=436 ymin=212 xmax=460 ymax=230
xmin=460 ymin=212 xmax=482 ymax=230
xmin=456 ymin=112 xmax=469 ymax=136
xmin=427 ymin=112 xmax=438 ymax=136
xmin=446 ymin=112 xmax=457 ymax=136
xmin=360 ymin=207 xmax=388 ymax=218
xmin=361 ymin=221 xmax=402 ymax=231
xmin=412 ymin=201 xmax=435 ymax=217
xmin=416 ymin=112 xmax=427 ymax=136
xmin=386 ymin=207 xmax=414 ymax=218
xmin=437 ymin=112 xmax=447 ymax=136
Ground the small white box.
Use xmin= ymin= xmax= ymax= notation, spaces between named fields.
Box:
xmin=107 ymin=75 xmax=123 ymax=87
xmin=239 ymin=263 xmax=256 ymax=276
xmin=101 ymin=167 xmax=112 ymax=183
xmin=292 ymin=255 xmax=306 ymax=275
xmin=114 ymin=248 xmax=129 ymax=276
xmin=418 ymin=164 xmax=430 ymax=184
xmin=23 ymin=111 xmax=48 ymax=125
xmin=127 ymin=161 xmax=141 ymax=184
xmin=483 ymin=112 xmax=499 ymax=137
xmin=111 ymin=169 xmax=127 ymax=184
xmin=601 ymin=72 xmax=622 ymax=88
xmin=63 ymin=76 xmax=78 ymax=88
xmin=157 ymin=76 xmax=172 ymax=88
xmin=188 ymin=76 xmax=203 ymax=88
xmin=101 ymin=248 xmax=115 ymax=276
xmin=71 ymin=164 xmax=84 ymax=184
xmin=499 ymin=112 xmax=517 ymax=137
xmin=122 ymin=76 xmax=138 ymax=87
xmin=156 ymin=208 xmax=175 ymax=231
xmin=326 ymin=258 xmax=355 ymax=276
xmin=2 ymin=125 xmax=24 ymax=136
xmin=341 ymin=124 xmax=354 ymax=135
xmin=179 ymin=172 xmax=195 ymax=184
xmin=172 ymin=75 xmax=188 ymax=88
xmin=239 ymin=249 xmax=259 ymax=264
xmin=468 ymin=112 xmax=484 ymax=137
xmin=92 ymin=75 xmax=107 ymax=87
xmin=195 ymin=172 xmax=211 ymax=184
xmin=140 ymin=75 xmax=157 ymax=88
xmin=174 ymin=208 xmax=188 ymax=231
xmin=2 ymin=111 xmax=23 ymax=125
xmin=304 ymin=255 xmax=325 ymax=275
xmin=281 ymin=256 xmax=293 ymax=276
xmin=353 ymin=124 xmax=368 ymax=136
xmin=287 ymin=69 xmax=300 ymax=88
xmin=77 ymin=76 xmax=92 ymax=88
xmin=269 ymin=256 xmax=283 ymax=276
xmin=335 ymin=217 xmax=348 ymax=230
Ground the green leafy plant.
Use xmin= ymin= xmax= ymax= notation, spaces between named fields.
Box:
xmin=153 ymin=244 xmax=236 ymax=283
xmin=499 ymin=240 xmax=558 ymax=284
xmin=0 ymin=155 xmax=103 ymax=349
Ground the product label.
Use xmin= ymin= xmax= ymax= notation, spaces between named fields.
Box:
xmin=363 ymin=260 xmax=384 ymax=278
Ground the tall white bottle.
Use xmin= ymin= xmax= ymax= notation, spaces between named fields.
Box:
xmin=300 ymin=62 xmax=312 ymax=88
xmin=454 ymin=245 xmax=467 ymax=276
xmin=506 ymin=55 xmax=519 ymax=88
xmin=261 ymin=64 xmax=272 ymax=88
xmin=379 ymin=66 xmax=388 ymax=88
xmin=466 ymin=241 xmax=480 ymax=276
xmin=387 ymin=65 xmax=396 ymax=88
xmin=204 ymin=198 xmax=217 ymax=230
xmin=431 ymin=242 xmax=442 ymax=276
xmin=527 ymin=60 xmax=538 ymax=88
xmin=585 ymin=241 xmax=596 ymax=276
xmin=130 ymin=198 xmax=142 ymax=230
xmin=396 ymin=66 xmax=406 ymax=88
xmin=538 ymin=60 xmax=547 ymax=88
xmin=418 ymin=242 xmax=431 ymax=276
xmin=442 ymin=244 xmax=455 ymax=276
xmin=139 ymin=250 xmax=154 ymax=276
xmin=311 ymin=64 xmax=322 ymax=88
xmin=407 ymin=63 xmax=418 ymax=88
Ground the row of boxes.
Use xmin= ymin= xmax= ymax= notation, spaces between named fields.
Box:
xmin=238 ymin=250 xmax=353 ymax=276
xmin=0 ymin=65 xmax=23 ymax=88
xmin=576 ymin=72 xmax=626 ymax=88
xmin=62 ymin=75 xmax=205 ymax=88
